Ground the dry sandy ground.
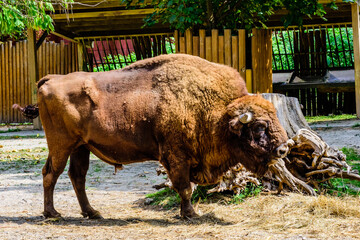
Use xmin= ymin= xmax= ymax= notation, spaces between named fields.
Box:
xmin=0 ymin=120 xmax=360 ymax=240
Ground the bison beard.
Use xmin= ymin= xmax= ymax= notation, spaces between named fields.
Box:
xmin=15 ymin=54 xmax=288 ymax=219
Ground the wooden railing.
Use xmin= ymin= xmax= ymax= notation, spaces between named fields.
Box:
xmin=0 ymin=40 xmax=78 ymax=123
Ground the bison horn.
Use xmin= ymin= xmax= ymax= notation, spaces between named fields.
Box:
xmin=239 ymin=112 xmax=253 ymax=124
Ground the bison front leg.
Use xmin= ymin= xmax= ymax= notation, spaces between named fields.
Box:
xmin=68 ymin=145 xmax=102 ymax=219
xmin=163 ymin=154 xmax=198 ymax=219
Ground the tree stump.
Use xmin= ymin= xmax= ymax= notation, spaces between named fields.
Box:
xmin=261 ymin=93 xmax=311 ymax=138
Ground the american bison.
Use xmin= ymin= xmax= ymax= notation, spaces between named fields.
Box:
xmin=18 ymin=54 xmax=288 ymax=219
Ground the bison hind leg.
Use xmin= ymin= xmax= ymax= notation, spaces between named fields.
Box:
xmin=68 ymin=145 xmax=103 ymax=219
xmin=42 ymin=152 xmax=70 ymax=219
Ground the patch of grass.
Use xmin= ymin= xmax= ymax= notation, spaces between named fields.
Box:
xmin=352 ymin=123 xmax=360 ymax=128
xmin=305 ymin=114 xmax=357 ymax=123
xmin=229 ymin=183 xmax=263 ymax=204
xmin=323 ymin=147 xmax=360 ymax=196
xmin=0 ymin=147 xmax=48 ymax=171
xmin=146 ymin=188 xmax=180 ymax=209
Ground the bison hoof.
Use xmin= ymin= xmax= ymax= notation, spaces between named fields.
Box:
xmin=181 ymin=210 xmax=199 ymax=219
xmin=81 ymin=211 xmax=103 ymax=219
xmin=43 ymin=211 xmax=62 ymax=219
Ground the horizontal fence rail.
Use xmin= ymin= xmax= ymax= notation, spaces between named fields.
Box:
xmin=77 ymin=33 xmax=175 ymax=72
xmin=0 ymin=40 xmax=78 ymax=124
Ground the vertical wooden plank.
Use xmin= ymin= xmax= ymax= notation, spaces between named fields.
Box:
xmin=16 ymin=42 xmax=21 ymax=122
xmin=27 ymin=28 xmax=41 ymax=129
xmin=179 ymin=36 xmax=186 ymax=53
xmin=49 ymin=42 xmax=53 ymax=74
xmin=7 ymin=42 xmax=12 ymax=122
xmin=68 ymin=43 xmax=72 ymax=72
xmin=60 ymin=41 xmax=65 ymax=74
xmin=57 ymin=43 xmax=61 ymax=74
xmin=0 ymin=43 xmax=4 ymax=122
xmin=12 ymin=43 xmax=16 ymax=122
xmin=218 ymin=36 xmax=224 ymax=64
xmin=75 ymin=43 xmax=79 ymax=71
xmin=6 ymin=42 xmax=10 ymax=122
xmin=77 ymin=42 xmax=84 ymax=72
xmin=192 ymin=36 xmax=199 ymax=56
xmin=205 ymin=37 xmax=212 ymax=61
xmin=252 ymin=29 xmax=273 ymax=93
xmin=232 ymin=36 xmax=239 ymax=71
xmin=38 ymin=43 xmax=43 ymax=79
xmin=352 ymin=3 xmax=360 ymax=117
xmin=211 ymin=29 xmax=218 ymax=62
xmin=174 ymin=30 xmax=179 ymax=53
xmin=246 ymin=69 xmax=252 ymax=93
xmin=185 ymin=29 xmax=193 ymax=55
xmin=19 ymin=41 xmax=24 ymax=122
xmin=238 ymin=29 xmax=246 ymax=81
xmin=224 ymin=29 xmax=232 ymax=66
xmin=72 ymin=43 xmax=76 ymax=72
xmin=24 ymin=41 xmax=29 ymax=120
xmin=199 ymin=29 xmax=206 ymax=59
xmin=54 ymin=43 xmax=57 ymax=73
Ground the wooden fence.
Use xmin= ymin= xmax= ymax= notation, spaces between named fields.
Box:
xmin=174 ymin=29 xmax=246 ymax=81
xmin=0 ymin=40 xmax=78 ymax=123
xmin=174 ymin=29 xmax=273 ymax=93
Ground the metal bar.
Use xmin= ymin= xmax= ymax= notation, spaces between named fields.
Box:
xmin=345 ymin=25 xmax=354 ymax=67
xmin=325 ymin=25 xmax=335 ymax=68
xmin=274 ymin=29 xmax=284 ymax=70
xmin=100 ymin=37 xmax=111 ymax=70
xmin=111 ymin=37 xmax=122 ymax=69
xmin=331 ymin=25 xmax=342 ymax=67
xmin=81 ymin=38 xmax=92 ymax=72
xmin=338 ymin=25 xmax=348 ymax=67
xmin=118 ymin=37 xmax=129 ymax=67
xmin=89 ymin=39 xmax=99 ymax=71
xmin=279 ymin=30 xmax=291 ymax=70
xmin=286 ymin=28 xmax=294 ymax=70
xmin=94 ymin=38 xmax=106 ymax=71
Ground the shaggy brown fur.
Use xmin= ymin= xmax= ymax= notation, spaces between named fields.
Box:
xmin=21 ymin=54 xmax=287 ymax=219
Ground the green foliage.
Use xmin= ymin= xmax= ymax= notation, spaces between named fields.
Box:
xmin=122 ymin=0 xmax=336 ymax=32
xmin=229 ymin=183 xmax=263 ymax=204
xmin=0 ymin=0 xmax=73 ymax=37
xmin=146 ymin=188 xmax=180 ymax=209
xmin=322 ymin=147 xmax=360 ymax=196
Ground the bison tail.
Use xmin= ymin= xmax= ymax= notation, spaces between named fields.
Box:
xmin=12 ymin=104 xmax=39 ymax=119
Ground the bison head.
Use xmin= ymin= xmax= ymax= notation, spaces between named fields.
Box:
xmin=226 ymin=95 xmax=288 ymax=175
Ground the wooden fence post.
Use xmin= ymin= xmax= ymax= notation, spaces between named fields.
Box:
xmin=27 ymin=28 xmax=42 ymax=129
xmin=352 ymin=3 xmax=360 ymax=118
xmin=78 ymin=42 xmax=84 ymax=71
xmin=251 ymin=28 xmax=273 ymax=93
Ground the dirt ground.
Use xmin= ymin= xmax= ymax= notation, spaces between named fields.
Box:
xmin=1 ymin=120 xmax=360 ymax=240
